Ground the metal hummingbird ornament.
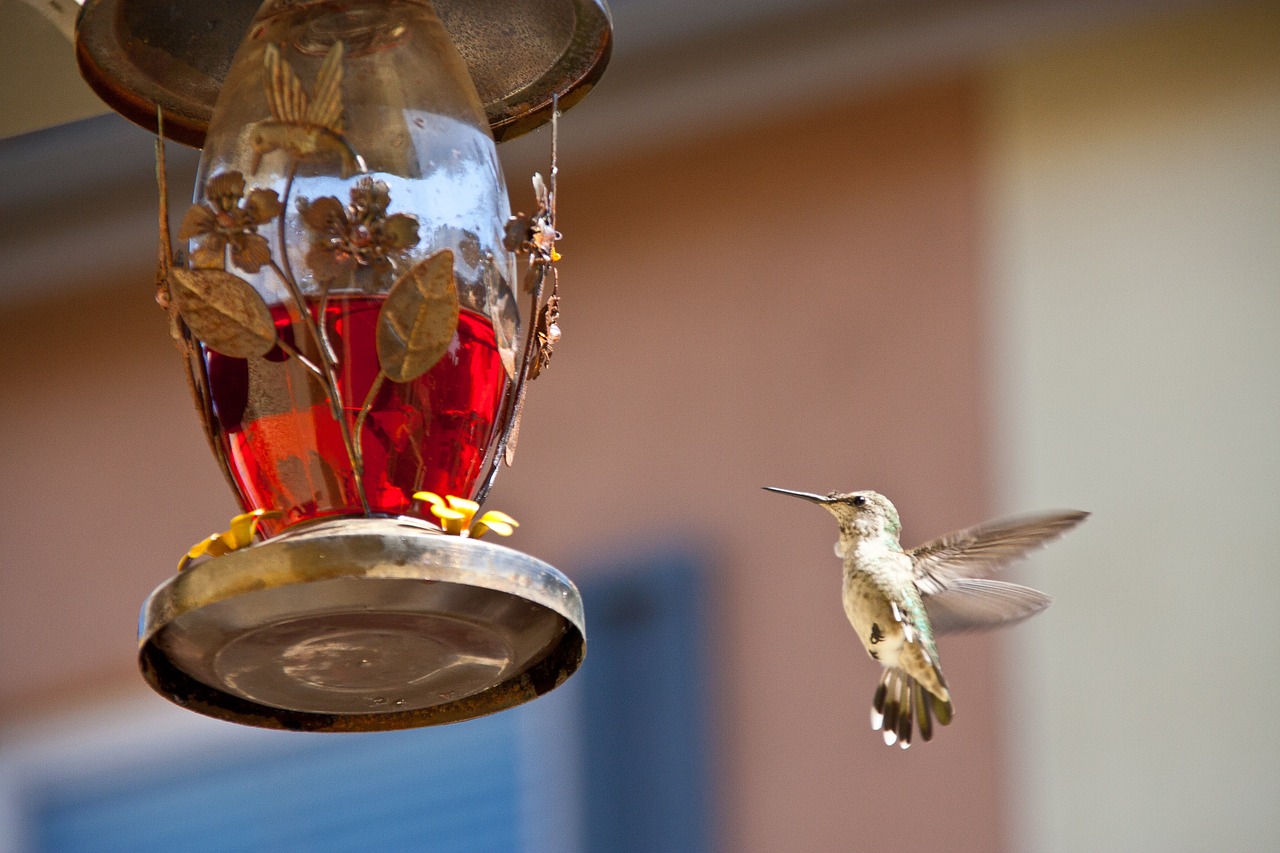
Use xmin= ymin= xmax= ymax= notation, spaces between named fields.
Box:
xmin=764 ymin=487 xmax=1087 ymax=748
xmin=251 ymin=41 xmax=366 ymax=177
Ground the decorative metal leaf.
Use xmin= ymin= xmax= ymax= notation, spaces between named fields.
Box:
xmin=169 ymin=267 xmax=277 ymax=358
xmin=528 ymin=282 xmax=560 ymax=380
xmin=377 ymin=249 xmax=460 ymax=383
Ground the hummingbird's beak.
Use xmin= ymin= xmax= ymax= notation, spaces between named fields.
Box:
xmin=762 ymin=486 xmax=830 ymax=504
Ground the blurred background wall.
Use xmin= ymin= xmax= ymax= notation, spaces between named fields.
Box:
xmin=1 ymin=0 xmax=1277 ymax=851
xmin=987 ymin=6 xmax=1280 ymax=849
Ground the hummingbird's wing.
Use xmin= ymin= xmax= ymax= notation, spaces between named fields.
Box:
xmin=921 ymin=578 xmax=1052 ymax=634
xmin=910 ymin=510 xmax=1087 ymax=581
xmin=909 ymin=510 xmax=1087 ymax=634
xmin=264 ymin=43 xmax=309 ymax=123
xmin=306 ymin=41 xmax=347 ymax=132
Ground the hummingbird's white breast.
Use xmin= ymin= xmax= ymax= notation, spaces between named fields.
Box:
xmin=841 ymin=543 xmax=912 ymax=669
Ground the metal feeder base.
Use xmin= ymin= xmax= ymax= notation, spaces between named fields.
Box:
xmin=138 ymin=517 xmax=585 ymax=732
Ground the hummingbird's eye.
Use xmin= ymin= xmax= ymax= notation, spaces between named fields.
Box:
xmin=852 ymin=495 xmax=867 ymax=507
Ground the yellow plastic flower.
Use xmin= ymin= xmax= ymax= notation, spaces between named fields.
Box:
xmin=412 ymin=492 xmax=519 ymax=539
xmin=178 ymin=509 xmax=282 ymax=570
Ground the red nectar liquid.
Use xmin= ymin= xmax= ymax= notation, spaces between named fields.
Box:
xmin=199 ymin=295 xmax=507 ymax=536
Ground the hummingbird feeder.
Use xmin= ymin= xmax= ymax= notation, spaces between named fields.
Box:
xmin=74 ymin=0 xmax=611 ymax=731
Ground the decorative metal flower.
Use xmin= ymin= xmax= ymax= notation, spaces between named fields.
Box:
xmin=503 ymin=172 xmax=561 ymax=263
xmin=179 ymin=170 xmax=283 ymax=272
xmin=299 ymin=178 xmax=420 ymax=289
xmin=412 ymin=492 xmax=518 ymax=539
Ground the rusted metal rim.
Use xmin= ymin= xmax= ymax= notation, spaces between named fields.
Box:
xmin=75 ymin=0 xmax=612 ymax=148
xmin=138 ymin=516 xmax=586 ymax=731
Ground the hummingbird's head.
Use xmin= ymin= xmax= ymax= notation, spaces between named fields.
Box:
xmin=763 ymin=487 xmax=902 ymax=540
xmin=247 ymin=123 xmax=275 ymax=174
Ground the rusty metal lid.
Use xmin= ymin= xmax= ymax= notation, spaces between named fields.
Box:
xmin=75 ymin=0 xmax=611 ymax=148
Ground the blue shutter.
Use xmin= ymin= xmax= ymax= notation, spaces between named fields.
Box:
xmin=29 ymin=715 xmax=521 ymax=853
xmin=577 ymin=548 xmax=714 ymax=853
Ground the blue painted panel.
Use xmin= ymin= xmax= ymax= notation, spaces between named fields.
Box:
xmin=30 ymin=715 xmax=521 ymax=853
xmin=578 ymin=548 xmax=714 ymax=853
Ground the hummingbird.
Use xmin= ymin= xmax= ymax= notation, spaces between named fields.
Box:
xmin=764 ymin=487 xmax=1087 ymax=748
xmin=249 ymin=41 xmax=366 ymax=177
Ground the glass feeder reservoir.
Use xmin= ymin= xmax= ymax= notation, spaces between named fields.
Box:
xmin=73 ymin=0 xmax=612 ymax=731
xmin=187 ymin=3 xmax=518 ymax=535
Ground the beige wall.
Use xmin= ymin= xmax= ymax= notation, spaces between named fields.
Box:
xmin=987 ymin=3 xmax=1280 ymax=850
xmin=1 ymin=77 xmax=1008 ymax=849
xmin=517 ymin=77 xmax=1005 ymax=852
xmin=0 ymin=2 xmax=106 ymax=138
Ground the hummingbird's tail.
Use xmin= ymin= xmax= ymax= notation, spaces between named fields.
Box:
xmin=871 ymin=667 xmax=953 ymax=748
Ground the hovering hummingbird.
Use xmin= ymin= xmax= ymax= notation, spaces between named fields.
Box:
xmin=249 ymin=41 xmax=366 ymax=177
xmin=764 ymin=487 xmax=1087 ymax=748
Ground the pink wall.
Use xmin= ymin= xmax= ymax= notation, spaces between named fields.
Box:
xmin=1 ymin=76 xmax=1007 ymax=850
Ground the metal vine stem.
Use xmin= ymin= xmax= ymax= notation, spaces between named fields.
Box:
xmin=155 ymin=108 xmax=245 ymax=503
xmin=271 ymin=160 xmax=373 ymax=515
xmin=474 ymin=94 xmax=562 ymax=505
